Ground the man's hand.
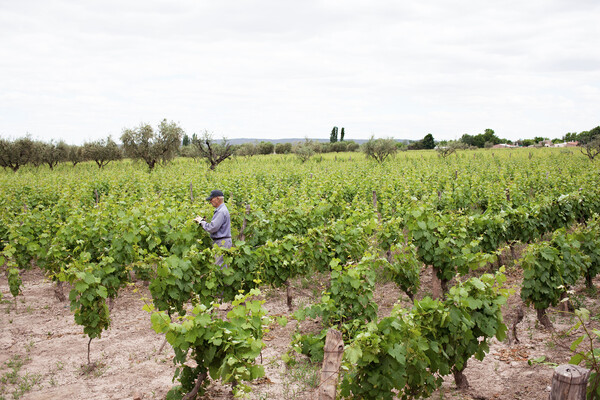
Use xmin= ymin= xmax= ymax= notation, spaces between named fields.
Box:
xmin=194 ymin=216 xmax=205 ymax=224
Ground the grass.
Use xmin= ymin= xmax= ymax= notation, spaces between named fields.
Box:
xmin=281 ymin=358 xmax=321 ymax=400
xmin=0 ymin=342 xmax=41 ymax=400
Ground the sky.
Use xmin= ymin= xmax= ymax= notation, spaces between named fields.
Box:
xmin=1 ymin=0 xmax=599 ymax=145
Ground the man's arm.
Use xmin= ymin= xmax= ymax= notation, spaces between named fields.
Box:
xmin=200 ymin=209 xmax=225 ymax=233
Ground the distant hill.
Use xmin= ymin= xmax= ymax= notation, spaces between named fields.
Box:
xmin=226 ymin=138 xmax=412 ymax=145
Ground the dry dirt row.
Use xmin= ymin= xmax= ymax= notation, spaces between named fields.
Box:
xmin=0 ymin=266 xmax=597 ymax=400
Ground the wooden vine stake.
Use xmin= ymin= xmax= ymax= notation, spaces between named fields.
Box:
xmin=237 ymin=204 xmax=251 ymax=241
xmin=372 ymin=190 xmax=381 ymax=222
xmin=189 ymin=182 xmax=194 ymax=203
xmin=549 ymin=364 xmax=590 ymax=400
xmin=318 ymin=329 xmax=344 ymax=400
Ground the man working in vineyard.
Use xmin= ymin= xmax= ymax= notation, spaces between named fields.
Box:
xmin=194 ymin=189 xmax=232 ymax=267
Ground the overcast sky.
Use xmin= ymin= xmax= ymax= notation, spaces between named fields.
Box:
xmin=1 ymin=1 xmax=599 ymax=145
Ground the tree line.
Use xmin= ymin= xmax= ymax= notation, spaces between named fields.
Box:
xmin=2 ymin=122 xmax=598 ymax=172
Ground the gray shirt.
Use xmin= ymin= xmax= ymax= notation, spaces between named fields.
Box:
xmin=200 ymin=203 xmax=231 ymax=240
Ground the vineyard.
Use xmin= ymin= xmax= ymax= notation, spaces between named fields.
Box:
xmin=1 ymin=148 xmax=600 ymax=400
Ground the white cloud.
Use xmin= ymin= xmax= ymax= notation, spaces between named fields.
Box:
xmin=0 ymin=0 xmax=599 ymax=144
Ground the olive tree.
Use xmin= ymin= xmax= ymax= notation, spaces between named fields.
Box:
xmin=121 ymin=119 xmax=183 ymax=170
xmin=362 ymin=136 xmax=397 ymax=163
xmin=83 ymin=137 xmax=122 ymax=169
xmin=275 ymin=142 xmax=292 ymax=154
xmin=257 ymin=141 xmax=275 ymax=155
xmin=67 ymin=145 xmax=85 ymax=166
xmin=0 ymin=137 xmax=36 ymax=172
xmin=193 ymin=130 xmax=234 ymax=170
xmin=236 ymin=142 xmax=257 ymax=157
xmin=436 ymin=141 xmax=467 ymax=158
xmin=41 ymin=141 xmax=69 ymax=170
xmin=579 ymin=126 xmax=600 ymax=161
xmin=293 ymin=139 xmax=316 ymax=163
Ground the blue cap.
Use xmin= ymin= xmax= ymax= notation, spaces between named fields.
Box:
xmin=205 ymin=189 xmax=224 ymax=201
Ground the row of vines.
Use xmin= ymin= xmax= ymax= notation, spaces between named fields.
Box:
xmin=1 ymin=148 xmax=600 ymax=398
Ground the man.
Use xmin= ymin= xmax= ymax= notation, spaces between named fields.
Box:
xmin=194 ymin=189 xmax=232 ymax=266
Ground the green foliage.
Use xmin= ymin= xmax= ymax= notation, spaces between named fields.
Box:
xmin=61 ymin=256 xmax=111 ymax=341
xmin=0 ymin=136 xmax=36 ymax=172
xmin=566 ymin=308 xmax=600 ymax=399
xmin=460 ymin=128 xmax=500 ymax=148
xmin=330 ymin=126 xmax=338 ymax=143
xmin=192 ymin=130 xmax=234 ymax=170
xmin=385 ymin=243 xmax=421 ymax=300
xmin=340 ymin=271 xmax=508 ymax=400
xmin=292 ymin=139 xmax=315 ymax=162
xmin=121 ymin=120 xmax=183 ymax=170
xmin=292 ymin=255 xmax=379 ymax=362
xmin=575 ymin=215 xmax=600 ymax=287
xmin=421 ymin=133 xmax=435 ymax=150
xmin=406 ymin=207 xmax=496 ymax=291
xmin=83 ymin=136 xmax=122 ymax=169
xmin=1 ymin=147 xmax=600 ymax=397
xmin=274 ymin=142 xmax=292 ymax=154
xmin=362 ymin=136 xmax=397 ymax=162
xmin=7 ymin=267 xmax=22 ymax=299
xmin=520 ymin=229 xmax=590 ymax=311
xmin=257 ymin=141 xmax=275 ymax=155
xmin=148 ymin=290 xmax=268 ymax=398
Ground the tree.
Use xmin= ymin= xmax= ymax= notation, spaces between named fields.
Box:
xmin=362 ymin=137 xmax=397 ymax=163
xmin=293 ymin=139 xmax=315 ymax=163
xmin=579 ymin=126 xmax=600 ymax=161
xmin=180 ymin=145 xmax=200 ymax=160
xmin=346 ymin=141 xmax=360 ymax=152
xmin=563 ymin=132 xmax=579 ymax=142
xmin=182 ymin=133 xmax=190 ymax=147
xmin=422 ymin=133 xmax=435 ymax=149
xmin=330 ymin=126 xmax=338 ymax=143
xmin=83 ymin=137 xmax=122 ymax=169
xmin=67 ymin=145 xmax=85 ymax=166
xmin=275 ymin=142 xmax=292 ymax=154
xmin=193 ymin=131 xmax=234 ymax=170
xmin=0 ymin=137 xmax=36 ymax=172
xmin=331 ymin=141 xmax=348 ymax=152
xmin=41 ymin=140 xmax=69 ymax=170
xmin=257 ymin=141 xmax=275 ymax=155
xmin=521 ymin=139 xmax=534 ymax=147
xmin=460 ymin=129 xmax=500 ymax=148
xmin=407 ymin=134 xmax=435 ymax=151
xmin=340 ymin=127 xmax=345 ymax=142
xmin=236 ymin=142 xmax=257 ymax=157
xmin=436 ymin=141 xmax=466 ymax=158
xmin=28 ymin=141 xmax=45 ymax=168
xmin=121 ymin=119 xmax=183 ymax=170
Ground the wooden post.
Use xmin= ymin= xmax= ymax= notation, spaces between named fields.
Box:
xmin=189 ymin=182 xmax=194 ymax=203
xmin=285 ymin=280 xmax=293 ymax=311
xmin=318 ymin=329 xmax=344 ymax=400
xmin=237 ymin=204 xmax=251 ymax=241
xmin=373 ymin=190 xmax=381 ymax=222
xmin=549 ymin=364 xmax=590 ymax=400
xmin=94 ymin=189 xmax=99 ymax=205
xmin=431 ymin=266 xmax=442 ymax=299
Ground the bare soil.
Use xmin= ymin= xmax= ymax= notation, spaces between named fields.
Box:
xmin=1 ymin=265 xmax=598 ymax=400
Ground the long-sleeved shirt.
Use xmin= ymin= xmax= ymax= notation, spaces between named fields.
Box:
xmin=200 ymin=203 xmax=231 ymax=240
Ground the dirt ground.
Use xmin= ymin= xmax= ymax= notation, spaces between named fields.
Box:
xmin=1 ymin=264 xmax=597 ymax=400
